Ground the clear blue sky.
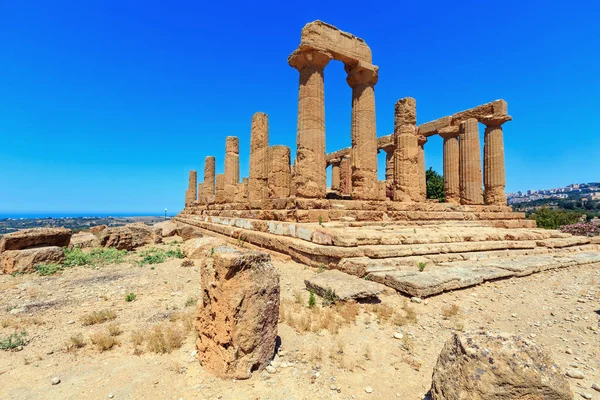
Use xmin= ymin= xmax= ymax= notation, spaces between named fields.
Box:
xmin=1 ymin=0 xmax=598 ymax=216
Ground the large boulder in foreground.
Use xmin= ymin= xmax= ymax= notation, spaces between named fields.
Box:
xmin=68 ymin=232 xmax=100 ymax=249
xmin=195 ymin=247 xmax=280 ymax=379
xmin=94 ymin=223 xmax=161 ymax=250
xmin=182 ymin=237 xmax=227 ymax=259
xmin=1 ymin=246 xmax=65 ymax=274
xmin=431 ymin=331 xmax=573 ymax=400
xmin=0 ymin=228 xmax=71 ymax=252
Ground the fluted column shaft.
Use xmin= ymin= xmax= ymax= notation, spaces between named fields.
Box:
xmin=459 ymin=118 xmax=483 ymax=205
xmin=267 ymin=145 xmax=291 ymax=199
xmin=346 ymin=65 xmax=379 ymax=200
xmin=249 ymin=112 xmax=269 ymax=203
xmin=224 ymin=136 xmax=239 ymax=186
xmin=289 ymin=49 xmax=332 ymax=198
xmin=393 ymin=97 xmax=421 ymax=202
xmin=185 ymin=170 xmax=197 ymax=207
xmin=483 ymin=116 xmax=511 ymax=205
xmin=330 ymin=159 xmax=341 ymax=191
xmin=417 ymin=135 xmax=427 ymax=201
xmin=439 ymin=129 xmax=460 ymax=204
xmin=200 ymin=156 xmax=216 ymax=204
xmin=339 ymin=156 xmax=352 ymax=196
xmin=215 ymin=174 xmax=225 ymax=204
xmin=384 ymin=148 xmax=395 ymax=199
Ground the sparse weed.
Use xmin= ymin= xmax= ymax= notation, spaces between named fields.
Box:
xmin=321 ymin=288 xmax=339 ymax=307
xmin=107 ymin=323 xmax=123 ymax=337
xmin=90 ymin=331 xmax=119 ymax=352
xmin=138 ymin=247 xmax=184 ymax=266
xmin=35 ymin=263 xmax=64 ymax=276
xmin=125 ymin=293 xmax=137 ymax=302
xmin=66 ymin=334 xmax=86 ymax=351
xmin=418 ymin=262 xmax=426 ymax=272
xmin=146 ymin=324 xmax=186 ymax=354
xmin=0 ymin=331 xmax=28 ymax=350
xmin=185 ymin=296 xmax=197 ymax=308
xmin=308 ymin=290 xmax=316 ymax=308
xmin=442 ymin=304 xmax=460 ymax=318
xmin=81 ymin=309 xmax=117 ymax=326
xmin=64 ymin=247 xmax=127 ymax=268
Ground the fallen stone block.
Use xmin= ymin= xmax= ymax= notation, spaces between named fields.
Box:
xmin=182 ymin=237 xmax=227 ymax=259
xmin=0 ymin=227 xmax=71 ymax=252
xmin=68 ymin=232 xmax=100 ymax=249
xmin=1 ymin=246 xmax=65 ymax=274
xmin=153 ymin=220 xmax=179 ymax=237
xmin=304 ymin=269 xmax=384 ymax=301
xmin=431 ymin=331 xmax=573 ymax=400
xmin=177 ymin=225 xmax=203 ymax=241
xmin=195 ymin=246 xmax=280 ymax=379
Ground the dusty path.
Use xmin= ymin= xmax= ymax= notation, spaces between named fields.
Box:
xmin=0 ymin=241 xmax=598 ymax=400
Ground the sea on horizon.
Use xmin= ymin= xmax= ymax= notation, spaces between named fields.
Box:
xmin=0 ymin=212 xmax=174 ymax=219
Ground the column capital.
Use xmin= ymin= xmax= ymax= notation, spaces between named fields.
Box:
xmin=329 ymin=158 xmax=342 ymax=165
xmin=417 ymin=135 xmax=427 ymax=146
xmin=480 ymin=114 xmax=512 ymax=127
xmin=288 ymin=47 xmax=332 ymax=71
xmin=345 ymin=61 xmax=379 ymax=88
xmin=438 ymin=125 xmax=460 ymax=140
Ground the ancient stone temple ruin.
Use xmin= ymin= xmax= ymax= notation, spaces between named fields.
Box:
xmin=177 ymin=21 xmax=600 ymax=297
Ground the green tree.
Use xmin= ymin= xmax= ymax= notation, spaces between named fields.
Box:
xmin=533 ymin=206 xmax=582 ymax=229
xmin=426 ymin=167 xmax=445 ymax=202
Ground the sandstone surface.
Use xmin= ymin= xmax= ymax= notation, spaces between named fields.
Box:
xmin=0 ymin=227 xmax=71 ymax=252
xmin=1 ymin=246 xmax=65 ymax=274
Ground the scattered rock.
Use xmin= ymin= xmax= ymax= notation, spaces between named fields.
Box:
xmin=592 ymin=383 xmax=600 ymax=392
xmin=393 ymin=332 xmax=404 ymax=340
xmin=68 ymin=232 xmax=99 ymax=249
xmin=265 ymin=365 xmax=276 ymax=374
xmin=365 ymin=386 xmax=373 ymax=394
xmin=51 ymin=377 xmax=61 ymax=385
xmin=1 ymin=246 xmax=65 ymax=274
xmin=566 ymin=369 xmax=584 ymax=379
xmin=182 ymin=237 xmax=226 ymax=260
xmin=431 ymin=331 xmax=573 ymax=400
xmin=304 ymin=270 xmax=385 ymax=301
xmin=153 ymin=220 xmax=179 ymax=237
xmin=411 ymin=297 xmax=422 ymax=304
xmin=177 ymin=225 xmax=203 ymax=241
xmin=579 ymin=393 xmax=592 ymax=399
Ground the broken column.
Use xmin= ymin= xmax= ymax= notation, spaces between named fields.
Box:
xmin=195 ymin=247 xmax=280 ymax=379
xmin=393 ymin=98 xmax=420 ymax=202
xmin=224 ymin=137 xmax=240 ymax=186
xmin=200 ymin=156 xmax=216 ymax=204
xmin=185 ymin=170 xmax=197 ymax=207
xmin=439 ymin=127 xmax=460 ymax=204
xmin=289 ymin=49 xmax=331 ymax=198
xmin=417 ymin=135 xmax=427 ymax=201
xmin=330 ymin=159 xmax=341 ymax=192
xmin=339 ymin=156 xmax=352 ymax=196
xmin=459 ymin=118 xmax=484 ymax=205
xmin=249 ymin=112 xmax=269 ymax=204
xmin=346 ymin=63 xmax=379 ymax=200
xmin=482 ymin=116 xmax=511 ymax=205
xmin=267 ymin=145 xmax=291 ymax=199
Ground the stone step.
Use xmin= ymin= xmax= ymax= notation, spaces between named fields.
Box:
xmin=367 ymin=252 xmax=600 ymax=298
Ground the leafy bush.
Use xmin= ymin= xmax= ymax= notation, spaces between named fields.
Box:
xmin=64 ymin=247 xmax=127 ymax=268
xmin=532 ymin=207 xmax=582 ymax=229
xmin=125 ymin=293 xmax=137 ymax=302
xmin=0 ymin=331 xmax=28 ymax=350
xmin=560 ymin=220 xmax=600 ymax=237
xmin=426 ymin=167 xmax=445 ymax=202
xmin=308 ymin=290 xmax=316 ymax=308
xmin=35 ymin=263 xmax=64 ymax=276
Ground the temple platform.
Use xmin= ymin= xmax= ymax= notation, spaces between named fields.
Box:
xmin=174 ymin=212 xmax=600 ymax=297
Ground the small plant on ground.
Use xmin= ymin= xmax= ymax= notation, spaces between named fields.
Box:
xmin=418 ymin=262 xmax=426 ymax=272
xmin=125 ymin=293 xmax=137 ymax=302
xmin=81 ymin=309 xmax=117 ymax=326
xmin=318 ymin=216 xmax=324 ymax=226
xmin=236 ymin=235 xmax=247 ymax=248
xmin=138 ymin=247 xmax=186 ymax=266
xmin=35 ymin=263 xmax=64 ymax=276
xmin=107 ymin=323 xmax=123 ymax=337
xmin=165 ymin=247 xmax=185 ymax=259
xmin=0 ymin=331 xmax=28 ymax=350
xmin=308 ymin=290 xmax=316 ymax=308
xmin=145 ymin=324 xmax=186 ymax=354
xmin=322 ymin=288 xmax=339 ymax=307
xmin=90 ymin=331 xmax=119 ymax=352
xmin=185 ymin=296 xmax=197 ymax=307
xmin=442 ymin=304 xmax=460 ymax=318
xmin=66 ymin=333 xmax=86 ymax=351
xmin=64 ymin=247 xmax=127 ymax=268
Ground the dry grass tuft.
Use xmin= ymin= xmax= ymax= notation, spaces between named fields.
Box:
xmin=146 ymin=324 xmax=186 ymax=354
xmin=442 ymin=304 xmax=460 ymax=318
xmin=367 ymin=303 xmax=394 ymax=322
xmin=81 ymin=309 xmax=117 ymax=326
xmin=279 ymin=299 xmax=356 ymax=335
xmin=65 ymin=333 xmax=86 ymax=351
xmin=107 ymin=323 xmax=123 ymax=337
xmin=90 ymin=331 xmax=119 ymax=352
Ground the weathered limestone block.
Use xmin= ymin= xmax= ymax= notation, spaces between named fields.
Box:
xmin=393 ymin=97 xmax=420 ymax=202
xmin=224 ymin=136 xmax=240 ymax=186
xmin=431 ymin=331 xmax=573 ymax=400
xmin=0 ymin=227 xmax=72 ymax=252
xmin=126 ymin=223 xmax=162 ymax=248
xmin=182 ymin=237 xmax=226 ymax=259
xmin=346 ymin=63 xmax=379 ymax=200
xmin=440 ymin=127 xmax=460 ymax=204
xmin=289 ymin=48 xmax=331 ymax=199
xmin=249 ymin=112 xmax=269 ymax=202
xmin=185 ymin=170 xmax=197 ymax=207
xmin=459 ymin=118 xmax=484 ymax=205
xmin=267 ymin=145 xmax=291 ymax=199
xmin=1 ymin=246 xmax=65 ymax=274
xmin=68 ymin=232 xmax=100 ymax=249
xmin=153 ymin=220 xmax=179 ymax=237
xmin=304 ymin=269 xmax=384 ymax=300
xmin=482 ymin=115 xmax=511 ymax=206
xmin=195 ymin=247 xmax=280 ymax=379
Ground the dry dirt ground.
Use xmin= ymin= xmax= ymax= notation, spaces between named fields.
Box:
xmin=0 ymin=237 xmax=599 ymax=400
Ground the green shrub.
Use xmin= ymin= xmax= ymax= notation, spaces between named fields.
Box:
xmin=64 ymin=247 xmax=127 ymax=268
xmin=532 ymin=207 xmax=582 ymax=229
xmin=308 ymin=290 xmax=316 ymax=308
xmin=0 ymin=331 xmax=28 ymax=350
xmin=322 ymin=288 xmax=339 ymax=307
xmin=165 ymin=248 xmax=184 ymax=259
xmin=426 ymin=167 xmax=445 ymax=202
xmin=35 ymin=263 xmax=64 ymax=276
xmin=138 ymin=247 xmax=184 ymax=266
xmin=418 ymin=262 xmax=426 ymax=272
xmin=125 ymin=293 xmax=137 ymax=302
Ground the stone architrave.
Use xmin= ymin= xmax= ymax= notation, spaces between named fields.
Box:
xmin=330 ymin=158 xmax=341 ymax=192
xmin=346 ymin=63 xmax=379 ymax=200
xmin=439 ymin=126 xmax=460 ymax=204
xmin=267 ymin=145 xmax=291 ymax=199
xmin=393 ymin=98 xmax=420 ymax=202
xmin=339 ymin=156 xmax=352 ymax=196
xmin=249 ymin=112 xmax=269 ymax=203
xmin=288 ymin=49 xmax=332 ymax=199
xmin=482 ymin=115 xmax=511 ymax=205
xmin=185 ymin=170 xmax=197 ymax=207
xmin=417 ymin=135 xmax=427 ymax=201
xmin=459 ymin=118 xmax=484 ymax=205
xmin=195 ymin=247 xmax=280 ymax=379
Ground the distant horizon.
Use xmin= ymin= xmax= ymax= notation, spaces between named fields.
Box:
xmin=0 ymin=211 xmax=179 ymax=219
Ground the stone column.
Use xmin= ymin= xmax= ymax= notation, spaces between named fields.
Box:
xmin=224 ymin=136 xmax=240 ymax=186
xmin=339 ymin=156 xmax=352 ymax=196
xmin=330 ymin=159 xmax=341 ymax=192
xmin=346 ymin=64 xmax=379 ymax=200
xmin=439 ymin=127 xmax=460 ymax=204
xmin=417 ymin=135 xmax=427 ymax=201
xmin=215 ymin=174 xmax=225 ymax=204
xmin=288 ymin=49 xmax=332 ymax=198
xmin=393 ymin=98 xmax=420 ymax=202
xmin=482 ymin=116 xmax=511 ymax=205
xmin=267 ymin=145 xmax=291 ymax=199
xmin=185 ymin=170 xmax=197 ymax=207
xmin=459 ymin=118 xmax=484 ymax=205
xmin=384 ymin=148 xmax=395 ymax=199
xmin=203 ymin=156 xmax=216 ymax=202
xmin=249 ymin=112 xmax=269 ymax=203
